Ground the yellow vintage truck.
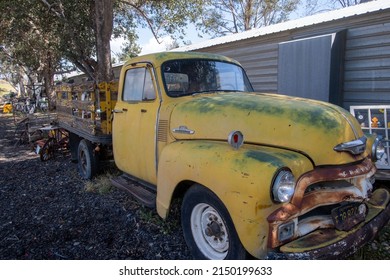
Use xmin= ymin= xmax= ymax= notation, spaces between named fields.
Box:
xmin=56 ymin=51 xmax=390 ymax=260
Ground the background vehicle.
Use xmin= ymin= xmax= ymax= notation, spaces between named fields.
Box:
xmin=56 ymin=52 xmax=390 ymax=260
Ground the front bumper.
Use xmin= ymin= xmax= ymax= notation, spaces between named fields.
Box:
xmin=267 ymin=188 xmax=390 ymax=259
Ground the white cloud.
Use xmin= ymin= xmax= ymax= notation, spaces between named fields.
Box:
xmin=140 ymin=36 xmax=174 ymax=55
xmin=110 ymin=37 xmax=125 ymax=56
xmin=110 ymin=35 xmax=174 ymax=59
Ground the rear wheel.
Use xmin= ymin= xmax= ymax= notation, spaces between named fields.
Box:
xmin=181 ymin=184 xmax=247 ymax=260
xmin=77 ymin=139 xmax=98 ymax=179
xmin=68 ymin=132 xmax=81 ymax=163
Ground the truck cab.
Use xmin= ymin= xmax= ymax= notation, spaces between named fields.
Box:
xmin=62 ymin=51 xmax=390 ymax=260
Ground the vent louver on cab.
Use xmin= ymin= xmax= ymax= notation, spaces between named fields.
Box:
xmin=158 ymin=120 xmax=168 ymax=142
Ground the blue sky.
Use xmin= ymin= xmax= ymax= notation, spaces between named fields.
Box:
xmin=110 ymin=23 xmax=208 ymax=57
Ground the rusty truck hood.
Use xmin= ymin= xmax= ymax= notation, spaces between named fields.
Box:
xmin=169 ymin=92 xmax=366 ymax=166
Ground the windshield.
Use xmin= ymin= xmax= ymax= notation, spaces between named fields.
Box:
xmin=162 ymin=59 xmax=254 ymax=97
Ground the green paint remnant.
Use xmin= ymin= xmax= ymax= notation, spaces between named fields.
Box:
xmin=289 ymin=106 xmax=340 ymax=132
xmin=155 ymin=53 xmax=170 ymax=60
xmin=194 ymin=143 xmax=215 ymax=150
xmin=245 ymin=150 xmax=285 ymax=168
xmin=176 ymin=93 xmax=342 ymax=133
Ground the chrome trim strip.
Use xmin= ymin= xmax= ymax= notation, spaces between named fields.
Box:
xmin=172 ymin=126 xmax=195 ymax=134
xmin=336 ymin=109 xmax=360 ymax=139
xmin=147 ymin=64 xmax=162 ymax=175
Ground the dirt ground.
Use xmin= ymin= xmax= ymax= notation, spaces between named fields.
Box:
xmin=0 ymin=113 xmax=389 ymax=260
xmin=0 ymin=113 xmax=192 ymax=260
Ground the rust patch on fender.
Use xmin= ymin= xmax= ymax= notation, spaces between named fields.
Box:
xmin=267 ymin=158 xmax=376 ymax=249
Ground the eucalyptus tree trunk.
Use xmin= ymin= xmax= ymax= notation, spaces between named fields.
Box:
xmin=95 ymin=0 xmax=114 ymax=82
xmin=43 ymin=53 xmax=55 ymax=111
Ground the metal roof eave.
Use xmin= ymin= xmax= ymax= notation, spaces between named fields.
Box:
xmin=174 ymin=0 xmax=390 ymax=52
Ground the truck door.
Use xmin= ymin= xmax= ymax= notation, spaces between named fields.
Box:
xmin=113 ymin=64 xmax=160 ymax=184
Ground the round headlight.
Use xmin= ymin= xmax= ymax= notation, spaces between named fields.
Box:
xmin=272 ymin=170 xmax=296 ymax=203
xmin=372 ymin=137 xmax=385 ymax=161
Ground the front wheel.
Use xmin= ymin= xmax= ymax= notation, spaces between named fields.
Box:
xmin=181 ymin=184 xmax=247 ymax=260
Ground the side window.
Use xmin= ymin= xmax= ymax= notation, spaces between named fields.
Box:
xmin=143 ymin=68 xmax=156 ymax=100
xmin=123 ymin=67 xmax=156 ymax=102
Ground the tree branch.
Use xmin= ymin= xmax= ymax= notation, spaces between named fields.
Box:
xmin=119 ymin=0 xmax=162 ymax=44
xmin=40 ymin=0 xmax=65 ymax=18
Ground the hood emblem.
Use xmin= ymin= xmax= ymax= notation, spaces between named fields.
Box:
xmin=172 ymin=126 xmax=195 ymax=135
xmin=228 ymin=131 xmax=244 ymax=149
xmin=334 ymin=136 xmax=367 ymax=155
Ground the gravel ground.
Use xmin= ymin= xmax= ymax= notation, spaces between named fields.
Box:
xmin=0 ymin=113 xmax=389 ymax=260
xmin=0 ymin=113 xmax=192 ymax=260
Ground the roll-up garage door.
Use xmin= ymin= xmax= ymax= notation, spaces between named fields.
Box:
xmin=343 ymin=22 xmax=390 ymax=110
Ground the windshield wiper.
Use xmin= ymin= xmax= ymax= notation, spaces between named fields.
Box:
xmin=193 ymin=89 xmax=244 ymax=96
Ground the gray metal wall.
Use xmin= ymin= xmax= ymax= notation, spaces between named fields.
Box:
xmin=201 ymin=42 xmax=279 ymax=92
xmin=343 ymin=22 xmax=390 ymax=109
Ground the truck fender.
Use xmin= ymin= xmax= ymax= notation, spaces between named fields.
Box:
xmin=156 ymin=140 xmax=313 ymax=258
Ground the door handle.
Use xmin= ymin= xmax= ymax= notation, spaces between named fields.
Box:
xmin=112 ymin=108 xmax=127 ymax=113
xmin=141 ymin=109 xmax=147 ymax=113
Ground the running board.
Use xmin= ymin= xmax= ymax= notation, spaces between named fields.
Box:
xmin=110 ymin=174 xmax=156 ymax=208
